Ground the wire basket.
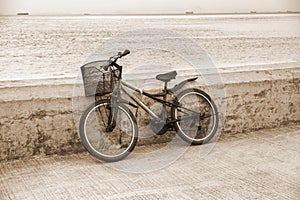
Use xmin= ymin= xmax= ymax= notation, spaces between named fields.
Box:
xmin=81 ymin=60 xmax=120 ymax=96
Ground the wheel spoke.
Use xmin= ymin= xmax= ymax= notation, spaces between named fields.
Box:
xmin=172 ymin=89 xmax=218 ymax=145
xmin=79 ymin=100 xmax=138 ymax=162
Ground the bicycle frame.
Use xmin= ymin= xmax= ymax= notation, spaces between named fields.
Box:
xmin=109 ymin=62 xmax=204 ymax=126
xmin=120 ymin=81 xmax=171 ymax=122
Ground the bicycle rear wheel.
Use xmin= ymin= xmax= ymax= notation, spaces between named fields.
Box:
xmin=171 ymin=88 xmax=218 ymax=145
xmin=79 ymin=99 xmax=138 ymax=162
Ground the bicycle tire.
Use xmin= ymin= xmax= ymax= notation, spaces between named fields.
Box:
xmin=171 ymin=88 xmax=218 ymax=145
xmin=79 ymin=99 xmax=138 ymax=162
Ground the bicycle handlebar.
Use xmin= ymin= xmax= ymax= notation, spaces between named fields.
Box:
xmin=102 ymin=50 xmax=130 ymax=70
xmin=120 ymin=49 xmax=130 ymax=57
xmin=105 ymin=49 xmax=130 ymax=70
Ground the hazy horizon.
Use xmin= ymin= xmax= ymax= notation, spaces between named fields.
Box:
xmin=1 ymin=0 xmax=300 ymax=15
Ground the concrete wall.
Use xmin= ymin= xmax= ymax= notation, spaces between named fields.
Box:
xmin=1 ymin=63 xmax=299 ymax=161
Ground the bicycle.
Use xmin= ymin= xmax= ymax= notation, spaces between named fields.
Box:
xmin=79 ymin=49 xmax=219 ymax=162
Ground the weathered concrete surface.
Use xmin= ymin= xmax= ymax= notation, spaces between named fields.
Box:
xmin=0 ymin=125 xmax=299 ymax=199
xmin=0 ymin=98 xmax=83 ymax=160
xmin=0 ymin=64 xmax=299 ymax=161
xmin=220 ymin=63 xmax=300 ymax=133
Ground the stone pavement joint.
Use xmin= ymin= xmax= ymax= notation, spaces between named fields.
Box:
xmin=0 ymin=124 xmax=299 ymax=199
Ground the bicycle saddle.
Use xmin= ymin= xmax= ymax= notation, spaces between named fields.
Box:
xmin=156 ymin=71 xmax=177 ymax=82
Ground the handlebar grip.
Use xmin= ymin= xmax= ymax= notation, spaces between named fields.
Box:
xmin=120 ymin=49 xmax=130 ymax=57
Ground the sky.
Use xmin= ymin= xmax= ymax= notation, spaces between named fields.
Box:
xmin=1 ymin=0 xmax=300 ymax=15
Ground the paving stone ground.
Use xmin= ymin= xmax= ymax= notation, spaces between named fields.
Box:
xmin=0 ymin=124 xmax=299 ymax=200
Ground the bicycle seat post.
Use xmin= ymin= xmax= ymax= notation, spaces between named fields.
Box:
xmin=162 ymin=81 xmax=168 ymax=109
xmin=164 ymin=82 xmax=168 ymax=92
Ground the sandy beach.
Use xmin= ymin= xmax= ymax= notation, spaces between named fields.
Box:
xmin=0 ymin=14 xmax=299 ymax=85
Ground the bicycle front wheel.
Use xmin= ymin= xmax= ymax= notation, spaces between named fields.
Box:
xmin=79 ymin=99 xmax=138 ymax=162
xmin=171 ymin=88 xmax=218 ymax=145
